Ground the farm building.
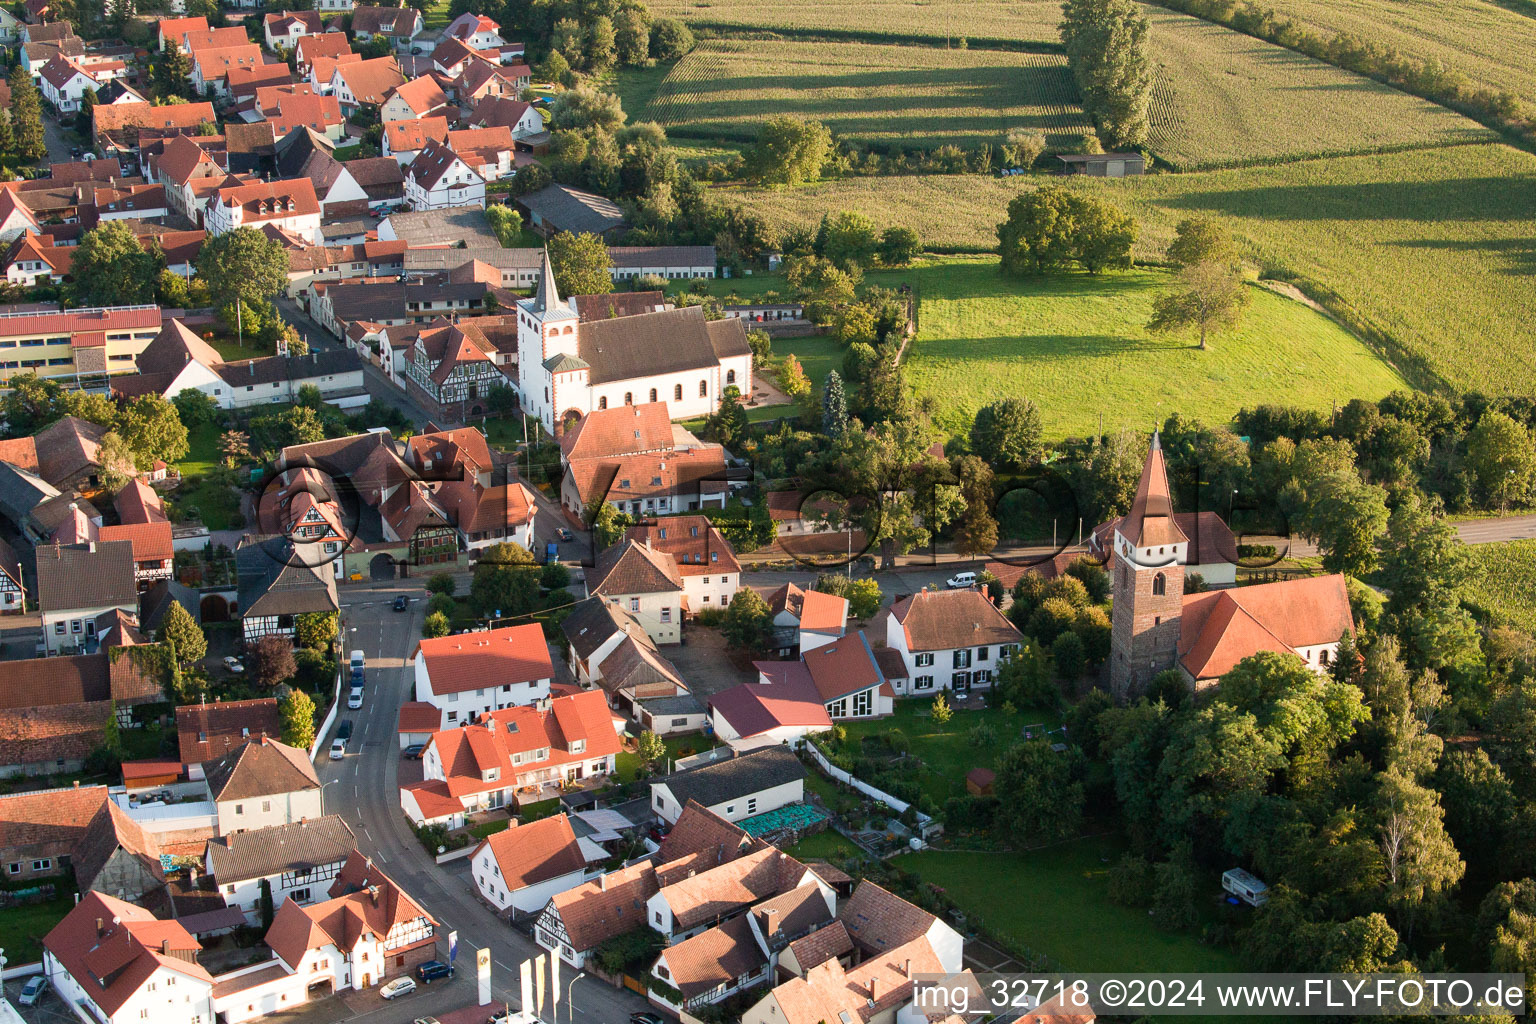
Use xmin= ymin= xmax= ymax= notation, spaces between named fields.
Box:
xmin=1057 ymin=152 xmax=1146 ymax=177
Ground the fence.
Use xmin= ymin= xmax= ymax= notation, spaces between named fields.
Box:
xmin=434 ymin=845 xmax=476 ymax=865
xmin=799 ymin=739 xmax=936 ymax=838
xmin=309 ymin=664 xmax=343 ymax=763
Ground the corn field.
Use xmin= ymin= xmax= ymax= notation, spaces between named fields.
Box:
xmin=648 ymin=0 xmax=1065 ymax=47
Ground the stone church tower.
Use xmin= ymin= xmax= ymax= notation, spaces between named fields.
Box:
xmin=1109 ymin=432 xmax=1188 ymax=697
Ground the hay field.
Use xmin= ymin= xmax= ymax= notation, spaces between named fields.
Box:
xmin=1144 ymin=9 xmax=1496 ymax=169
xmin=648 ymin=0 xmax=1064 ymax=47
xmin=644 ymin=39 xmax=1092 ymax=147
xmin=727 ymin=144 xmax=1536 ymax=394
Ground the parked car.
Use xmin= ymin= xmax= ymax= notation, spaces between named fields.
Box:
xmin=337 ymin=719 xmax=353 ymax=740
xmin=416 ymin=961 xmax=455 ymax=983
xmin=556 ymin=528 xmax=574 ymax=542
xmin=394 ymin=594 xmax=409 ymax=611
xmin=415 ymin=1018 xmax=441 ymax=1024
xmin=945 ymin=571 xmax=977 ymax=590
xmin=329 ymin=738 xmax=346 ymax=760
xmin=545 ymin=542 xmax=559 ymax=564
xmin=223 ymin=657 xmax=244 ymax=673
xmin=402 ymin=743 xmax=425 ymax=759
xmin=348 ymin=686 xmax=364 ymax=709
xmin=350 ymin=649 xmax=365 ymax=671
xmin=630 ymin=1014 xmax=666 ymax=1024
xmin=18 ymin=976 xmax=46 ymax=1006
xmin=351 ymin=666 xmax=366 ymax=686
xmin=380 ymin=977 xmax=417 ymax=1000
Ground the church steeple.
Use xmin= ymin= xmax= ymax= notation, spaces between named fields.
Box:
xmin=1109 ymin=429 xmax=1188 ymax=697
xmin=533 ymin=248 xmax=559 ymax=312
xmin=1120 ymin=429 xmax=1187 ymax=550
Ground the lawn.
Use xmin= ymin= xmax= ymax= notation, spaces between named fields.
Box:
xmin=175 ymin=475 xmax=241 ymax=531
xmin=1143 ymin=8 xmax=1493 ymax=170
xmin=206 ymin=334 xmax=272 ymax=363
xmin=0 ymin=892 xmax=76 ymax=964
xmin=728 ymin=144 xmax=1536 ymax=395
xmin=648 ymin=0 xmax=1065 ymax=48
xmin=179 ymin=420 xmax=222 ymax=478
xmin=643 ymin=39 xmax=1091 ymax=148
xmin=1464 ymin=540 xmax=1536 ymax=631
xmin=839 ymin=697 xmax=1064 ymax=805
xmin=784 ymin=829 xmax=861 ymax=862
xmin=775 ymin=334 xmax=843 ymax=396
xmin=899 ymin=840 xmax=1246 ymax=973
xmin=421 ymin=0 xmax=451 ymax=29
xmin=614 ymin=731 xmax=719 ymax=783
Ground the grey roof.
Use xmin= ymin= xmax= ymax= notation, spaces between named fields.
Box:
xmin=533 ymin=247 xmax=558 ymax=310
xmin=543 ymin=352 xmax=588 ymax=373
xmin=213 ymin=349 xmax=361 ymax=387
xmin=577 ymin=305 xmax=749 ymax=387
xmin=607 ymin=246 xmax=716 ymax=268
xmin=0 ymin=460 xmax=60 ymax=528
xmin=36 ymin=540 xmax=138 ymax=612
xmin=140 ymin=579 xmax=202 ymax=633
xmin=205 ymin=814 xmax=356 ymax=883
xmin=235 ymin=537 xmax=340 ymax=618
xmin=560 ymin=597 xmax=631 ymax=660
xmin=638 ymin=692 xmax=703 ymax=716
xmin=402 ymin=246 xmax=542 ymax=275
xmin=383 ymin=206 xmax=499 ymax=247
xmin=201 ymin=736 xmax=321 ymax=802
xmin=518 ymin=184 xmax=626 ymax=236
xmin=653 ymin=746 xmax=805 ymax=809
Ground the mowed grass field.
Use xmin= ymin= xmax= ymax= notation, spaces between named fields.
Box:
xmin=648 ymin=0 xmax=1064 ymax=46
xmin=1144 ymin=9 xmax=1495 ymax=169
xmin=1464 ymin=540 xmax=1536 ymax=630
xmin=643 ymin=39 xmax=1091 ymax=147
xmin=889 ymin=259 xmax=1404 ymax=439
xmin=727 ymin=143 xmax=1536 ymax=394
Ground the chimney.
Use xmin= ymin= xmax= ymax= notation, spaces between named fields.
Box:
xmin=904 ymin=958 xmax=911 ymax=978
xmin=162 ymin=939 xmax=172 ymax=955
xmin=367 ymin=885 xmax=380 ymax=904
xmin=599 ymin=874 xmax=606 ymax=891
xmin=96 ymin=917 xmax=105 ymax=936
xmin=73 ymin=780 xmax=80 ymax=788
xmin=88 ymin=541 xmax=95 ymax=554
xmin=250 ymin=362 xmax=255 ymax=376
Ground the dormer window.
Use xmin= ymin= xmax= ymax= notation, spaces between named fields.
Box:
xmin=571 ymin=739 xmax=585 ymax=754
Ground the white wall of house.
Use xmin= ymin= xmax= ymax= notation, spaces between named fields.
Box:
xmin=593 ymin=592 xmax=680 ymax=646
xmin=213 ymin=858 xmax=344 ymax=925
xmin=679 ymin=570 xmax=737 ymax=617
xmin=412 ymin=653 xmax=551 ymax=724
xmin=404 ymin=160 xmax=485 ymax=211
xmin=41 ymin=70 xmax=97 ymax=112
xmin=708 ymin=708 xmax=822 ymax=753
xmin=470 ymin=843 xmax=589 ymax=914
xmin=43 ymin=601 xmax=136 ymax=655
xmin=215 ymin=788 xmax=324 ymax=835
xmin=205 ymin=200 xmax=322 ymax=244
xmin=885 ymin=617 xmax=1018 ymax=697
xmin=45 ymin=951 xmax=214 ymax=1024
xmin=650 ymin=776 xmax=802 ymax=826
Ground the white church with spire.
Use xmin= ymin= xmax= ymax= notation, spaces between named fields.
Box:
xmin=515 ymin=252 xmax=754 ymax=436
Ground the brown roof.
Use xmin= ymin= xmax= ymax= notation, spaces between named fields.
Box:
xmin=0 ymin=652 xmax=111 ymax=708
xmin=43 ymin=892 xmax=212 ymax=1015
xmin=384 ymin=115 xmax=448 ymax=154
xmin=416 ymin=624 xmax=553 ymax=696
xmin=99 ymin=521 xmax=174 ymax=564
xmin=768 ymin=934 xmax=943 ymax=1024
xmin=408 ymin=137 xmax=476 ymax=191
xmin=1178 ymin=573 xmax=1354 ymax=680
xmin=566 ymin=445 xmax=729 ymax=508
xmin=441 ymin=481 xmax=537 ymax=534
xmin=889 ymin=588 xmax=1022 ymax=654
xmin=408 ymin=426 xmax=492 ymax=478
xmin=201 ymin=735 xmax=320 ymax=801
xmin=576 ymin=305 xmax=748 ymax=386
xmin=267 ymin=850 xmax=436 ymax=966
xmin=572 ymin=290 xmax=667 ymax=324
xmin=0 ymin=784 xmax=109 ymax=853
xmin=0 ymin=436 xmax=38 ymax=474
xmin=546 ymin=859 xmax=659 ymax=953
xmin=176 ymin=699 xmax=282 ymax=765
xmin=92 ymin=100 xmax=216 ymax=135
xmin=624 ymin=516 xmax=741 ymax=578
xmin=752 ymin=882 xmax=835 ymax=950
xmin=785 ymin=917 xmax=853 ymax=971
xmin=0 ymin=701 xmax=111 ymax=767
xmin=36 ymin=414 xmax=112 ymax=485
xmin=214 ymin=177 xmax=321 ymax=221
xmin=397 ymin=701 xmax=440 ymax=733
xmin=588 ymin=539 xmax=683 ymax=598
xmin=662 ymin=915 xmax=767 ymax=999
xmin=476 ymin=813 xmax=586 ymax=891
xmin=72 ymin=799 xmax=164 ymax=891
xmin=561 ymin=401 xmax=673 ymax=462
xmin=36 ymin=540 xmax=139 ymax=612
xmin=204 ymin=814 xmax=355 ymax=884
xmin=135 ymin=319 xmax=224 ymax=376
xmin=838 ymin=879 xmax=939 ymax=956
xmin=657 ymin=845 xmax=806 ymax=930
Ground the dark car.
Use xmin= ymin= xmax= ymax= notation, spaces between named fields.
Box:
xmin=630 ymin=1013 xmax=665 ymax=1024
xmin=402 ymin=743 xmax=425 ymax=759
xmin=416 ymin=961 xmax=455 ymax=983
xmin=351 ymin=665 xmax=366 ymax=685
xmin=556 ymin=528 xmax=574 ymax=542
xmin=394 ymin=594 xmax=409 ymax=611
xmin=336 ymin=719 xmax=353 ymax=740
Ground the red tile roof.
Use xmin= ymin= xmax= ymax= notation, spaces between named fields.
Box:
xmin=397 ymin=701 xmax=441 ymax=733
xmin=425 ymin=691 xmax=620 ymax=799
xmin=388 ymin=74 xmax=448 ymax=115
xmin=176 ymin=698 xmax=281 ymax=765
xmin=0 ymin=784 xmax=109 ymax=852
xmin=475 ymin=812 xmax=585 ymax=890
xmin=1121 ymin=431 xmax=1187 ymax=549
xmin=215 ymin=176 xmax=320 ymax=220
xmin=181 ymin=26 xmax=250 ymax=53
xmin=417 ymin=623 xmax=552 ymax=696
xmin=193 ymin=44 xmax=264 ymax=82
xmin=1178 ymin=573 xmax=1354 ymax=680
xmin=99 ymin=521 xmax=173 ymax=564
xmin=44 ymin=891 xmax=212 ymax=1015
xmin=623 ymin=516 xmax=740 ymax=578
xmin=384 ymin=115 xmax=448 ymax=154
xmin=266 ymin=850 xmax=435 ymax=967
xmin=296 ymin=31 xmax=352 ymax=66
xmin=547 ymin=859 xmax=658 ymax=952
xmin=561 ymin=401 xmax=673 ymax=462
xmin=335 ymin=56 xmax=405 ymax=105
xmin=890 ymin=588 xmax=1022 ymax=653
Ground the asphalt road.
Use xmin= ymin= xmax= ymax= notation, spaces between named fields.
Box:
xmin=316 ymin=578 xmax=649 ymax=1024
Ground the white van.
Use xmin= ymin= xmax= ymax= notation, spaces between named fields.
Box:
xmin=349 ymin=649 xmax=365 ymax=670
xmin=945 ymin=571 xmax=978 ymax=590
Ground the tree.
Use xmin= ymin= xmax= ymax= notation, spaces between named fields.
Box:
xmin=470 ymin=542 xmax=540 ymax=619
xmin=422 ymin=610 xmax=451 ymax=638
xmin=537 ymin=50 xmax=574 ymax=88
xmin=614 ymin=9 xmax=650 ymax=65
xmin=160 ymin=600 xmax=207 ymax=666
xmin=547 ymin=231 xmax=614 ymax=296
xmin=819 ymin=211 xmax=879 ymax=271
xmin=721 ymin=588 xmax=772 ymax=651
xmin=1147 ymin=261 xmax=1250 ymax=350
xmin=995 ymin=740 xmax=1085 ymax=842
xmin=1060 ymin=0 xmax=1152 ymax=148
xmin=1167 ymin=215 xmax=1236 ymax=269
xmin=846 ymin=577 xmax=881 ymax=620
xmin=484 ymin=204 xmax=524 ymax=247
xmin=71 ymin=223 xmax=158 ymax=307
xmin=743 ymin=116 xmax=832 ymax=185
xmin=703 ymin=386 xmax=749 ymax=448
xmin=970 ymin=397 xmax=1044 ymax=470
xmin=1052 ymin=630 xmax=1087 ymax=679
xmin=1466 ymin=410 xmax=1536 ymax=507
xmin=173 ymin=388 xmax=219 ymax=429
xmin=117 ymin=395 xmax=190 ymax=468
xmin=552 ymin=17 xmax=584 ymax=67
xmin=822 ymin=370 xmax=848 ymax=437
xmin=295 ymin=611 xmax=337 ymax=652
xmin=250 ymin=634 xmax=298 ymax=688
xmin=651 ymin=18 xmax=695 ymax=61
xmin=155 ymin=41 xmax=192 ymax=98
xmin=877 ymin=226 xmax=921 ymax=266
xmin=585 ymin=15 xmax=617 ymax=73
xmin=196 ymin=228 xmax=291 ymax=311
xmin=930 ymin=692 xmax=953 ymax=724
xmin=1071 ymin=194 xmax=1137 ymax=273
xmin=1298 ymin=473 xmax=1390 ymax=577
xmin=1002 ymin=127 xmax=1047 ymax=168
xmin=997 ymin=186 xmax=1078 ymax=275
xmin=96 ymin=432 xmax=137 ymax=492
xmin=0 ymin=111 xmax=15 ymax=157
xmin=589 ymin=501 xmax=634 ymax=547
xmin=1377 ymin=766 xmax=1465 ymax=941
xmin=778 ymin=354 xmax=810 ymax=400
xmin=219 ymin=430 xmax=251 ymax=468
xmin=427 ymin=573 xmax=455 ymax=597
xmin=549 ymin=84 xmax=626 ymax=132
xmin=636 ymin=729 xmax=666 ymax=770
xmin=9 ymin=66 xmax=45 ymax=163
xmin=279 ymin=688 xmax=316 ymax=750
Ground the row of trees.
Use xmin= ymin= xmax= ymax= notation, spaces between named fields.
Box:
xmin=1060 ymin=0 xmax=1153 ymax=149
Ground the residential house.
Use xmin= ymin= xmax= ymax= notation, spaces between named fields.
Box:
xmin=192 ymin=44 xmax=265 ymax=98
xmin=70 ymin=799 xmax=168 ymax=907
xmin=264 ymin=850 xmax=438 ymax=991
xmin=438 ymin=480 xmax=538 ymax=552
xmin=294 ymin=31 xmax=352 ymax=76
xmin=382 ymin=115 xmax=447 ymax=165
xmin=400 ymin=690 xmax=621 ymax=826
xmin=201 ymin=735 xmax=324 ymax=835
xmin=518 ymin=255 xmax=752 ymax=435
xmin=98 ymin=521 xmax=175 ymax=589
xmin=885 ymin=588 xmax=1024 ymax=697
xmin=307 ymin=51 xmax=361 ymax=94
xmin=348 ymin=5 xmax=420 ymax=46
xmin=646 ymin=844 xmax=823 ymax=944
xmin=470 ymin=812 xmax=600 ymax=914
xmin=206 ymin=178 xmax=323 ymax=244
xmin=404 ymin=138 xmax=485 ymax=211
xmin=37 ymin=540 xmax=139 ymax=655
xmin=406 ymin=427 xmax=493 ymax=488
xmin=43 ymin=891 xmax=215 ymax=1024
xmin=649 ymin=746 xmax=805 ymax=826
xmin=410 ymin=623 xmax=553 ymax=728
xmin=0 ymin=535 xmax=25 ymax=612
xmin=3 ymin=230 xmax=71 ymax=286
xmin=561 ymin=438 xmax=731 ymax=524
xmin=624 ymin=516 xmax=741 ymax=615
xmin=517 ymin=183 xmax=626 ymax=240
xmin=767 ymin=582 xmax=848 ymax=655
xmin=264 ymin=90 xmax=347 ymax=142
xmin=559 ymin=598 xmax=702 ymax=736
xmin=469 ymin=96 xmax=544 ymax=139
xmin=329 ymin=56 xmax=405 ymax=115
xmin=400 ymin=317 xmax=507 ymax=420
xmin=274 ymin=127 xmax=366 ymax=216
xmin=179 ymin=25 xmax=251 ymax=54
xmin=176 ymin=698 xmax=283 ymax=777
xmin=263 ymin=10 xmax=325 ymax=51
xmin=205 ymin=815 xmax=356 ymax=924
xmin=586 ymin=540 xmax=685 ymax=645
xmin=255 ymin=467 xmax=349 ymax=556
xmin=380 ymin=74 xmax=449 ymax=123
xmin=235 ymin=537 xmax=340 ymax=647
xmin=0 ymin=190 xmax=41 ymax=243
xmin=442 ymin=11 xmax=503 ymax=49
xmin=345 ymin=156 xmax=406 ymax=210
xmin=445 ymin=125 xmax=514 ymax=180
xmin=0 ymin=783 xmax=110 ymax=882
xmin=452 ymin=61 xmax=523 ymax=107
xmin=157 ymin=14 xmax=207 ymax=50
xmin=37 ymin=54 xmax=99 ymax=112
xmin=152 ymin=133 xmax=231 ymax=221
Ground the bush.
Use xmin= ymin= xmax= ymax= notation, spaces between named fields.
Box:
xmin=1236 ymin=543 xmax=1277 ymax=560
xmin=1184 ymin=572 xmax=1209 ymax=594
xmin=1107 ymin=854 xmax=1156 ymax=907
xmin=967 ymin=722 xmax=997 ymax=746
xmin=1051 ymin=632 xmax=1086 ymax=679
xmin=541 ymin=562 xmax=571 ymax=590
xmin=426 ymin=593 xmax=456 ymax=619
xmin=426 ymin=573 xmax=456 ymax=596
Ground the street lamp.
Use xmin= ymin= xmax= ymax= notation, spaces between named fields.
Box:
xmin=566 ymin=971 xmax=585 ymax=1022
xmin=320 ymin=778 xmax=341 ymax=816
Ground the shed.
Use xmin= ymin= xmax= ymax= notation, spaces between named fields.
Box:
xmin=1057 ymin=152 xmax=1146 ymax=177
xmin=965 ymin=767 xmax=995 ymax=796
